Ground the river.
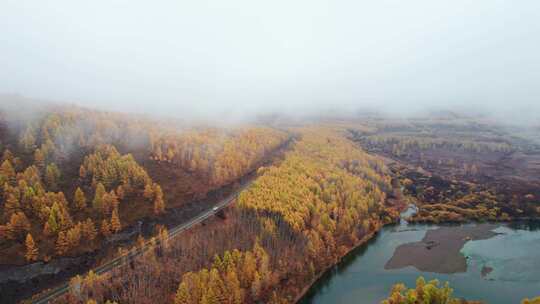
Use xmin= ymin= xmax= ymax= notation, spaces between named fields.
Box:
xmin=299 ymin=207 xmax=540 ymax=304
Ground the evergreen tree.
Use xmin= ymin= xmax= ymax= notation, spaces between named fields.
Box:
xmin=102 ymin=190 xmax=119 ymax=215
xmin=47 ymin=208 xmax=60 ymax=234
xmin=110 ymin=208 xmax=121 ymax=233
xmin=20 ymin=128 xmax=37 ymax=152
xmin=4 ymin=193 xmax=21 ymax=216
xmin=208 ymin=268 xmax=226 ymax=303
xmin=153 ymin=184 xmax=165 ymax=215
xmin=45 ymin=163 xmax=61 ymax=190
xmin=56 ymin=231 xmax=69 ymax=255
xmin=143 ymin=183 xmax=154 ymax=200
xmin=25 ymin=233 xmax=39 ymax=262
xmin=101 ymin=192 xmax=112 ymax=215
xmin=174 ymin=282 xmax=190 ymax=304
xmin=51 ymin=201 xmax=71 ymax=231
xmin=225 ymin=267 xmax=243 ymax=304
xmin=109 ymin=190 xmax=119 ymax=209
xmin=241 ymin=252 xmax=257 ymax=285
xmin=43 ymin=222 xmax=53 ymax=236
xmin=2 ymin=149 xmax=14 ymax=163
xmin=21 ymin=185 xmax=36 ymax=210
xmin=93 ymin=183 xmax=106 ymax=212
xmin=251 ymin=271 xmax=262 ymax=300
xmin=6 ymin=212 xmax=31 ymax=241
xmin=34 ymin=149 xmax=45 ymax=173
xmin=83 ymin=218 xmax=97 ymax=241
xmin=101 ymin=219 xmax=112 ymax=237
xmin=66 ymin=224 xmax=82 ymax=248
xmin=116 ymin=185 xmax=125 ymax=200
xmin=381 ymin=277 xmax=461 ymax=304
xmin=0 ymin=160 xmax=15 ymax=185
xmin=159 ymin=227 xmax=169 ymax=252
xmin=74 ymin=187 xmax=87 ymax=210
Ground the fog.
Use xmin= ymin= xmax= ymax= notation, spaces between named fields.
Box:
xmin=1 ymin=1 xmax=539 ymax=121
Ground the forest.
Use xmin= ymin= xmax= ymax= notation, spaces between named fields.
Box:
xmin=347 ymin=117 xmax=540 ymax=224
xmin=381 ymin=277 xmax=540 ymax=304
xmin=0 ymin=101 xmax=291 ymax=303
xmin=149 ymin=127 xmax=289 ymax=186
xmin=38 ymin=126 xmax=400 ymax=304
xmin=4 ymin=1 xmax=540 ymax=302
xmin=2 ymin=102 xmax=539 ymax=304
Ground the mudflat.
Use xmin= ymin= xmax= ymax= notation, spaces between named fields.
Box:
xmin=385 ymin=224 xmax=499 ymax=273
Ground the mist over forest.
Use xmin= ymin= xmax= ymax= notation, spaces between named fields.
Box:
xmin=1 ymin=2 xmax=540 ymax=304
xmin=1 ymin=1 xmax=540 ymax=123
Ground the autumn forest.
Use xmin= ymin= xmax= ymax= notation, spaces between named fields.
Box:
xmin=0 ymin=99 xmax=539 ymax=304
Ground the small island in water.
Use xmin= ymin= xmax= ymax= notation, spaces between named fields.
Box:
xmin=385 ymin=224 xmax=500 ymax=274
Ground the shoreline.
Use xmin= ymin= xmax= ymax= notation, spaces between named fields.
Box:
xmin=293 ymin=221 xmax=387 ymax=303
xmin=293 ymin=216 xmax=540 ymax=303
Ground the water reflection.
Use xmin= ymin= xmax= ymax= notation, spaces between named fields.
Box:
xmin=299 ymin=218 xmax=540 ymax=304
xmin=507 ymin=220 xmax=540 ymax=231
xmin=463 ymin=225 xmax=540 ymax=283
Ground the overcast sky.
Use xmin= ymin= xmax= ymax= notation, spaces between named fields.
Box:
xmin=1 ymin=1 xmax=539 ymax=119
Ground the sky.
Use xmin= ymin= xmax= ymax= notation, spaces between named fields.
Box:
xmin=1 ymin=1 xmax=539 ymax=120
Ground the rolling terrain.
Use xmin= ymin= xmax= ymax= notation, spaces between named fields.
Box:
xmin=0 ymin=97 xmax=292 ymax=303
xmin=1 ymin=101 xmax=539 ymax=304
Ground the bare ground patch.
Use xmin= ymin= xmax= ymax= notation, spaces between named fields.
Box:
xmin=385 ymin=224 xmax=499 ymax=273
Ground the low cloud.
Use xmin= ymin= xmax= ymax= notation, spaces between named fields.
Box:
xmin=0 ymin=1 xmax=539 ymax=123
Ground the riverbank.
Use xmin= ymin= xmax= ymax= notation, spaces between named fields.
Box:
xmin=294 ymin=204 xmax=527 ymax=303
xmin=294 ymin=219 xmax=540 ymax=304
xmin=293 ymin=220 xmax=390 ymax=303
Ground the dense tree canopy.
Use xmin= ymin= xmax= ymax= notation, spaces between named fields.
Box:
xmin=0 ymin=106 xmax=163 ymax=263
xmin=150 ymin=127 xmax=289 ymax=186
xmin=381 ymin=277 xmax=478 ymax=304
xmin=0 ymin=103 xmax=291 ymax=274
xmin=56 ymin=127 xmax=399 ymax=304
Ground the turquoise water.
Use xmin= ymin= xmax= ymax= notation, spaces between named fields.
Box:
xmin=299 ymin=219 xmax=540 ymax=304
xmin=462 ymin=224 xmax=540 ymax=283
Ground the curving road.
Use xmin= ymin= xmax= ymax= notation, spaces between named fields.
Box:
xmin=31 ymin=180 xmax=254 ymax=304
